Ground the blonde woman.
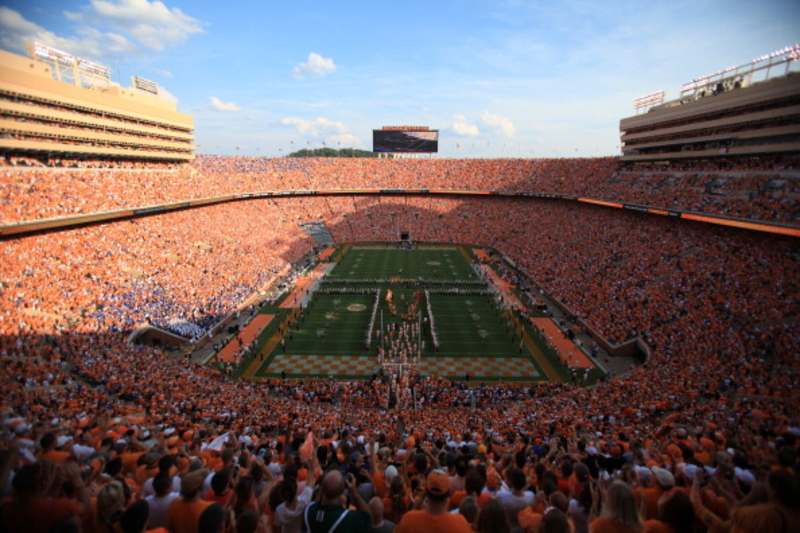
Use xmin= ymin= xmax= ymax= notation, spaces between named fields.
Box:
xmin=588 ymin=480 xmax=643 ymax=533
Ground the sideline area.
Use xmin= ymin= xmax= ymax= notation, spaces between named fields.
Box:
xmin=476 ymin=249 xmax=594 ymax=374
xmin=215 ymin=314 xmax=274 ymax=363
xmin=279 ymin=263 xmax=333 ymax=309
xmin=531 ymin=318 xmax=594 ymax=369
xmin=316 ymin=248 xmax=336 ymax=261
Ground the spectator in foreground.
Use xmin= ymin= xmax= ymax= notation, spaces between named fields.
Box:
xmin=303 ymin=469 xmax=371 ymax=533
xmin=368 ymin=496 xmax=396 ymax=532
xmin=167 ymin=469 xmax=212 ymax=533
xmin=274 ymin=458 xmax=316 ymax=533
xmin=539 ymin=508 xmax=572 ymax=533
xmin=589 ymin=480 xmax=643 ymax=533
xmin=690 ymin=468 xmax=800 ymax=533
xmin=474 ymin=497 xmax=512 ymax=533
xmin=394 ymin=469 xmax=471 ymax=533
xmin=0 ymin=461 xmax=90 ymax=533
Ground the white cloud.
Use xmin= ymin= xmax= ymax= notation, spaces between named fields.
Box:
xmin=75 ymin=25 xmax=138 ymax=55
xmin=156 ymin=85 xmax=178 ymax=104
xmin=280 ymin=116 xmax=350 ymax=142
xmin=452 ymin=115 xmax=480 ymax=136
xmin=0 ymin=2 xmax=201 ymax=61
xmin=0 ymin=7 xmax=57 ymax=53
xmin=0 ymin=7 xmax=136 ymax=57
xmin=292 ymin=52 xmax=336 ymax=79
xmin=481 ymin=111 xmax=515 ymax=137
xmin=65 ymin=0 xmax=204 ymax=52
xmin=209 ymin=96 xmax=240 ymax=112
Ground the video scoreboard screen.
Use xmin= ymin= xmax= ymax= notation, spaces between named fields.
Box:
xmin=373 ymin=126 xmax=438 ymax=153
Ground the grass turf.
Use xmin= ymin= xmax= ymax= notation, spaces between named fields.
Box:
xmin=247 ymin=245 xmax=573 ymax=382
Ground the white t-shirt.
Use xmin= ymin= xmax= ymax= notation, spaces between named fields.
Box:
xmin=140 ymin=475 xmax=181 ymax=498
xmin=495 ymin=489 xmax=535 ymax=533
xmin=145 ymin=492 xmax=180 ymax=529
xmin=274 ymin=486 xmax=313 ymax=533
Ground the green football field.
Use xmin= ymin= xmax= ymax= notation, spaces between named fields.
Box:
xmin=248 ymin=245 xmax=571 ymax=382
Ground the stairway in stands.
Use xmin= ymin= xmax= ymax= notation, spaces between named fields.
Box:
xmin=300 ymin=221 xmax=336 ymax=247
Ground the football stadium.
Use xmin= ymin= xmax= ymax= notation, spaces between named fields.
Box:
xmin=1 ymin=32 xmax=800 ymax=533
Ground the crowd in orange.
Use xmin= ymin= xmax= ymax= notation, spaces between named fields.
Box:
xmin=1 ymin=154 xmax=797 ymax=225
xmin=0 ymin=155 xmax=798 ymax=532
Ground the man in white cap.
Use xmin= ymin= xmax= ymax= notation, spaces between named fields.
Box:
xmin=636 ymin=466 xmax=674 ymax=520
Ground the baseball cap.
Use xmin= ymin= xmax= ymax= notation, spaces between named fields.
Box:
xmin=384 ymin=465 xmax=399 ymax=487
xmin=426 ymin=469 xmax=450 ymax=496
xmin=651 ymin=466 xmax=675 ymax=489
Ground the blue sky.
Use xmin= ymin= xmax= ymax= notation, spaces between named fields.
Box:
xmin=1 ymin=0 xmax=798 ymax=158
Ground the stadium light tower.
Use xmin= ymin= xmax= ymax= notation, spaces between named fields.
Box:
xmin=680 ymin=45 xmax=800 ymax=101
xmin=132 ymin=76 xmax=159 ymax=95
xmin=29 ymin=42 xmax=111 ymax=88
xmin=633 ymin=91 xmax=665 ymax=115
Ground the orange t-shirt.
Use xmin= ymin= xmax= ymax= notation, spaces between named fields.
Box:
xmin=203 ymin=488 xmax=232 ymax=506
xmin=730 ymin=503 xmax=800 ymax=533
xmin=121 ymin=451 xmax=145 ymax=475
xmin=0 ymin=496 xmax=82 ymax=533
xmin=589 ymin=516 xmax=642 ymax=533
xmin=395 ymin=510 xmax=472 ymax=533
xmin=135 ymin=464 xmax=159 ymax=487
xmin=36 ymin=449 xmax=71 ymax=463
xmin=518 ymin=508 xmax=542 ymax=532
xmin=520 ymin=508 xmax=577 ymax=533
xmin=449 ymin=491 xmax=492 ymax=510
xmin=382 ymin=493 xmax=413 ymax=522
xmin=373 ymin=470 xmax=387 ymax=498
xmin=634 ymin=486 xmax=663 ymax=521
xmin=643 ymin=519 xmax=674 ymax=533
xmin=166 ymin=498 xmax=213 ymax=533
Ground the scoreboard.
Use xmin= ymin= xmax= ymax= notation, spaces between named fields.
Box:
xmin=373 ymin=126 xmax=438 ymax=153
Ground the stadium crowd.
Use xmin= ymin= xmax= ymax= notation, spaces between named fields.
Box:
xmin=1 ymin=155 xmax=797 ymax=225
xmin=0 ymin=155 xmax=798 ymax=532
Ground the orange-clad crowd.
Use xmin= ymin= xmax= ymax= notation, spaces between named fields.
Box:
xmin=1 ymin=155 xmax=797 ymax=225
xmin=0 ymin=156 xmax=798 ymax=533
